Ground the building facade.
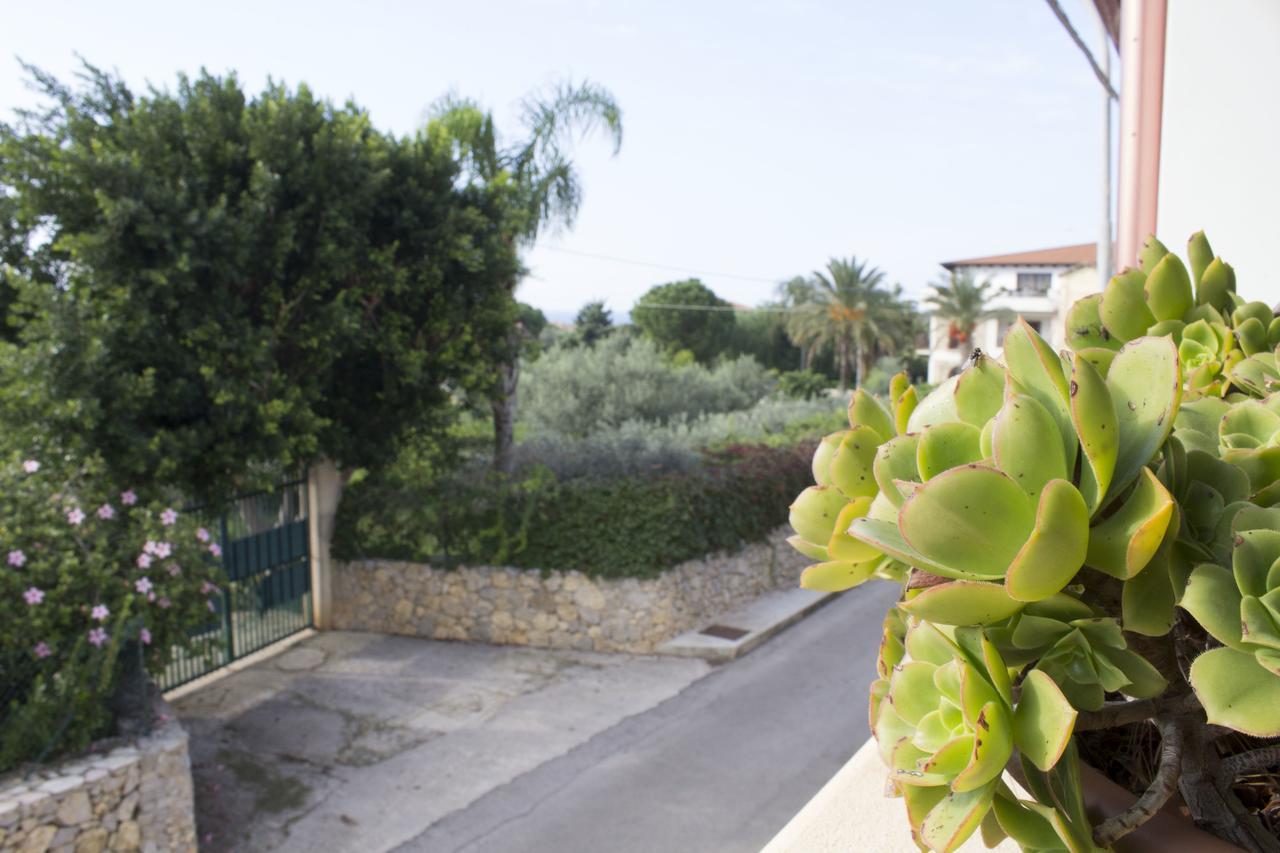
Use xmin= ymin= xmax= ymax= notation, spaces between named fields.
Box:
xmin=922 ymin=243 xmax=1101 ymax=384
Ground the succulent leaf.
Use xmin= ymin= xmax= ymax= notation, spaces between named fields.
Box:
xmin=1085 ymin=468 xmax=1175 ymax=579
xmin=828 ymin=425 xmax=882 ymax=498
xmin=1190 ymin=646 xmax=1280 ymax=737
xmin=789 ymin=485 xmax=849 ymax=548
xmin=917 ymin=422 xmax=984 ymax=481
xmin=1068 ymin=354 xmax=1118 ymax=513
xmin=1011 ymin=670 xmax=1076 ymax=771
xmin=992 ymin=394 xmax=1068 ymax=499
xmin=799 ymin=558 xmax=878 ymax=592
xmin=849 ymin=388 xmax=895 ymax=441
xmin=901 ymin=581 xmax=1025 ymax=626
xmin=1004 ymin=480 xmax=1089 ymax=602
xmin=1104 ymin=336 xmax=1182 ymax=504
xmin=1065 ymin=293 xmax=1119 ymax=352
xmin=1100 ymin=268 xmax=1156 ymax=341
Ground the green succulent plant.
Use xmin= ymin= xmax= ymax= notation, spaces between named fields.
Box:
xmin=788 ymin=232 xmax=1280 ymax=851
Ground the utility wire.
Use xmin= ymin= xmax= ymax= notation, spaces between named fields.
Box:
xmin=538 ymin=245 xmax=790 ymax=285
xmin=1043 ymin=0 xmax=1119 ymax=100
xmin=630 ymin=302 xmax=802 ymax=313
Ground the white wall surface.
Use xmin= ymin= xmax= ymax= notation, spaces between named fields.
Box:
xmin=1159 ymin=0 xmax=1280 ymax=307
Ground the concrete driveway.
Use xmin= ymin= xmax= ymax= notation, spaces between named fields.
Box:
xmin=174 ymin=632 xmax=709 ymax=852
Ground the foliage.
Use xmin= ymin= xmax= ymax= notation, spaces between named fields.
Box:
xmin=926 ymin=271 xmax=1004 ymax=345
xmin=776 ymin=370 xmax=833 ymax=400
xmin=570 ymin=300 xmax=614 ymax=347
xmin=518 ymin=334 xmax=773 ymax=438
xmin=334 ymin=443 xmax=813 ymax=579
xmin=784 ymin=258 xmax=915 ymax=390
xmin=788 ymin=231 xmax=1280 ymax=851
xmin=729 ymin=305 xmax=804 ymax=372
xmin=0 ymin=63 xmax=519 ymax=502
xmin=632 ymin=278 xmax=737 ymax=363
xmin=0 ymin=452 xmax=224 ymax=772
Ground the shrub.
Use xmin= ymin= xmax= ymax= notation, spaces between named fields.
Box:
xmin=518 ymin=335 xmax=773 ymax=437
xmin=0 ymin=452 xmax=224 ymax=772
xmin=776 ymin=370 xmax=833 ymax=400
xmin=333 ymin=443 xmax=813 ymax=578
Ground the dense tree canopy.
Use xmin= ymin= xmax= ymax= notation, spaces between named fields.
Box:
xmin=632 ymin=278 xmax=736 ymax=363
xmin=0 ymin=64 xmax=520 ymax=501
xmin=572 ymin=300 xmax=613 ymax=347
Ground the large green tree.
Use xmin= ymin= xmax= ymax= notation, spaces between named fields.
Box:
xmin=632 ymin=278 xmax=736 ymax=363
xmin=572 ymin=300 xmax=613 ymax=347
xmin=427 ymin=81 xmax=622 ymax=474
xmin=926 ymin=271 xmax=1002 ymax=347
xmin=784 ymin=258 xmax=911 ymax=390
xmin=0 ymin=64 xmax=519 ymax=501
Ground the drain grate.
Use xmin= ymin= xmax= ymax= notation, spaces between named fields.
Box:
xmin=699 ymin=624 xmax=750 ymax=641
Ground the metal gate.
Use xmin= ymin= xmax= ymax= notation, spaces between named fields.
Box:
xmin=158 ymin=474 xmax=312 ymax=690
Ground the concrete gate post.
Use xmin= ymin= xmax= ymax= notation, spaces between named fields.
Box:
xmin=307 ymin=459 xmax=345 ymax=630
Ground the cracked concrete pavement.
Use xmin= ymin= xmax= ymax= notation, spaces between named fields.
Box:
xmin=174 ymin=632 xmax=710 ymax=852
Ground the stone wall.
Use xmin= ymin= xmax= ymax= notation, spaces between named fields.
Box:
xmin=331 ymin=526 xmax=807 ymax=653
xmin=0 ymin=697 xmax=196 ymax=853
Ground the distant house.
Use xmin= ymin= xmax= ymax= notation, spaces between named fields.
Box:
xmin=921 ymin=243 xmax=1101 ymax=384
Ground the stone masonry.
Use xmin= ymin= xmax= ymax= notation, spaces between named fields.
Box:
xmin=0 ymin=697 xmax=196 ymax=853
xmin=331 ymin=525 xmax=808 ymax=653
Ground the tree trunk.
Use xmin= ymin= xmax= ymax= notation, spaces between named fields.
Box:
xmin=492 ymin=353 xmax=519 ymax=476
xmin=838 ymin=339 xmax=851 ymax=391
xmin=852 ymin=339 xmax=863 ymax=390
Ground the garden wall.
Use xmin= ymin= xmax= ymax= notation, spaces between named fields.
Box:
xmin=0 ymin=696 xmax=196 ymax=853
xmin=330 ymin=526 xmax=807 ymax=653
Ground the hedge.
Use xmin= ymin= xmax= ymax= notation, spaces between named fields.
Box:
xmin=331 ymin=443 xmax=814 ymax=579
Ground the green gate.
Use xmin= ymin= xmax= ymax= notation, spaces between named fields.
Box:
xmin=158 ymin=475 xmax=312 ymax=690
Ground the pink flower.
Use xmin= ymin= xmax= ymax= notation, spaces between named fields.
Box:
xmin=143 ymin=540 xmax=158 ymax=555
xmin=166 ymin=563 xmax=182 ymax=577
xmin=196 ymin=527 xmax=211 ymax=543
xmin=209 ymin=542 xmax=222 ymax=558
xmin=201 ymin=581 xmax=219 ymax=595
xmin=87 ymin=627 xmax=108 ymax=647
xmin=135 ymin=577 xmax=153 ymax=594
xmin=23 ymin=587 xmax=43 ymax=605
xmin=154 ymin=542 xmax=172 ymax=559
xmin=120 ymin=489 xmax=137 ymax=506
xmin=139 ymin=628 xmax=152 ymax=646
xmin=160 ymin=508 xmax=178 ymax=526
xmin=136 ymin=553 xmax=152 ymax=569
xmin=97 ymin=504 xmax=115 ymax=520
xmin=22 ymin=459 xmax=39 ymax=474
xmin=67 ymin=508 xmax=85 ymax=526
xmin=91 ymin=603 xmax=109 ymax=622
xmin=147 ymin=591 xmax=156 ymax=602
xmin=207 ymin=600 xmax=216 ymax=612
xmin=8 ymin=549 xmax=25 ymax=568
xmin=33 ymin=642 xmax=52 ymax=659
xmin=157 ymin=596 xmax=171 ymax=609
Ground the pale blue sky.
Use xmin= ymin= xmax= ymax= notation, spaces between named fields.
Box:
xmin=1 ymin=0 xmax=1112 ymax=321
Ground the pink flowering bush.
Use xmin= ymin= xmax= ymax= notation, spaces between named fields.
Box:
xmin=0 ymin=453 xmax=225 ymax=771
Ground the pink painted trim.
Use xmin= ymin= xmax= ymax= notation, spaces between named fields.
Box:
xmin=1116 ymin=0 xmax=1168 ymax=268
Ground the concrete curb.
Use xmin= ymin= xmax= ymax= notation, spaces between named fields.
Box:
xmin=654 ymin=587 xmax=835 ymax=664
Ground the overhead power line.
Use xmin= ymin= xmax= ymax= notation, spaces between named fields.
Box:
xmin=538 ymin=245 xmax=789 ymax=285
xmin=630 ymin=302 xmax=801 ymax=314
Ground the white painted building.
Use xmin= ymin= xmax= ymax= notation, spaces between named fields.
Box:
xmin=921 ymin=243 xmax=1101 ymax=384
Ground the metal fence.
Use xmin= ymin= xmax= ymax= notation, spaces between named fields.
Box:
xmin=156 ymin=474 xmax=312 ymax=691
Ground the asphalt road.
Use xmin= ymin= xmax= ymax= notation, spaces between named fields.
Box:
xmin=398 ymin=581 xmax=901 ymax=853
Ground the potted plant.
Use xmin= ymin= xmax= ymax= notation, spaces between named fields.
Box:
xmin=789 ymin=231 xmax=1280 ymax=851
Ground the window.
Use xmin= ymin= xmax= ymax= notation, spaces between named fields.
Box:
xmin=1016 ymin=272 xmax=1052 ymax=295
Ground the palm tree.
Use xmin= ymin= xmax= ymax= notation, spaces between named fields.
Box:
xmin=926 ymin=271 xmax=1001 ymax=350
xmin=785 ymin=258 xmax=910 ymax=391
xmin=427 ymin=82 xmax=622 ymax=473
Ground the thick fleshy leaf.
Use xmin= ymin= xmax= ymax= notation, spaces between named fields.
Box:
xmin=1198 ymin=256 xmax=1236 ymax=311
xmin=894 ymin=385 xmax=918 ymax=437
xmin=901 ymin=581 xmax=1026 ymax=626
xmin=1100 ymin=267 xmax=1157 ymax=340
xmin=1241 ymin=595 xmax=1280 ymax=650
xmin=954 ymin=356 xmax=1006 ymax=427
xmin=811 ymin=431 xmax=845 ymax=486
xmin=1139 ymin=234 xmax=1169 ymax=273
xmin=1234 ymin=300 xmax=1274 ymax=328
xmin=874 ymin=434 xmax=921 ymax=508
xmin=828 ymin=425 xmax=881 ymax=498
xmin=1004 ymin=479 xmax=1089 ymax=602
xmin=827 ymin=496 xmax=879 ymax=562
xmin=800 ymin=559 xmax=877 ymax=592
xmin=1086 ymin=468 xmax=1175 ymax=579
xmin=848 ymin=388 xmax=894 ymax=440
xmin=789 ymin=485 xmax=849 ymax=546
xmin=849 ymin=517 xmax=1001 ymax=580
xmin=991 ymin=792 xmax=1065 ymax=851
xmin=923 ymin=734 xmax=978 ymax=780
xmin=888 ymin=661 xmax=941 ymax=727
xmin=952 ymin=700 xmax=1013 ymax=792
xmin=1012 ymin=669 xmax=1077 ymax=771
xmin=919 ymin=780 xmax=998 ymax=853
xmin=785 ymin=535 xmax=829 ymax=562
xmin=1175 ymin=395 xmax=1230 ymax=440
xmin=992 ymin=394 xmax=1068 ymax=499
xmin=1096 ymin=645 xmax=1168 ymax=698
xmin=1190 ymin=646 xmax=1280 ymax=737
xmin=1003 ymin=320 xmax=1077 ymax=465
xmin=1234 ymin=529 xmax=1280 ymax=597
xmin=1145 ymin=252 xmax=1193 ymax=321
xmin=1188 ymin=230 xmax=1214 ymax=287
xmin=1077 ymin=346 xmax=1116 ymax=378
xmin=1239 ymin=317 xmax=1270 ymax=356
xmin=900 ymin=466 xmax=1035 ymax=578
xmin=909 ymin=374 xmax=962 ymax=431
xmin=1221 ymin=400 xmax=1280 ymax=450
xmin=903 ymin=785 xmax=949 ymax=844
xmin=917 ymin=421 xmax=984 ymax=481
xmin=1224 ymin=446 xmax=1280 ymax=504
xmin=1065 ymin=293 xmax=1120 ymax=352
xmin=1104 ymin=336 xmax=1182 ymax=504
xmin=1180 ymin=563 xmax=1246 ymax=649
xmin=1069 ymin=354 xmax=1117 ymax=513
xmin=1188 ymin=449 xmax=1251 ymax=504
xmin=1121 ymin=516 xmax=1178 ymax=637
